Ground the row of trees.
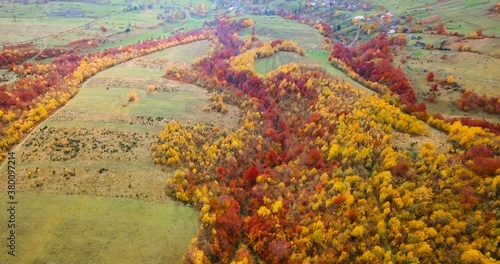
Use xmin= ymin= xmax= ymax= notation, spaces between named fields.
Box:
xmin=330 ymin=33 xmax=500 ymax=135
xmin=230 ymin=39 xmax=305 ymax=75
xmin=0 ymin=48 xmax=40 ymax=68
xmin=157 ymin=17 xmax=500 ymax=263
xmin=455 ymin=89 xmax=500 ymax=114
xmin=329 ymin=33 xmax=418 ymax=108
xmin=0 ymin=28 xmax=215 ymax=162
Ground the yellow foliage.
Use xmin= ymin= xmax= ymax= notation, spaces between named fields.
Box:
xmin=460 ymin=249 xmax=486 ymax=263
xmin=257 ymin=206 xmax=271 ymax=217
xmin=412 ymin=186 xmax=433 ymax=201
xmin=271 ymin=199 xmax=283 ymax=213
xmin=357 ymin=250 xmax=379 ymax=263
xmin=351 ymin=226 xmax=365 ymax=238
xmin=201 ymin=212 xmax=216 ymax=225
xmin=446 ymin=75 xmax=455 ymax=84
xmin=128 ymin=90 xmax=138 ymax=102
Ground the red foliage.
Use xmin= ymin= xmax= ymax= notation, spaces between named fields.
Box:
xmin=330 ymin=34 xmax=418 ymax=106
xmin=459 ymin=186 xmax=479 ymax=209
xmin=0 ymin=48 xmax=40 ymax=68
xmin=304 ymin=147 xmax=323 ymax=167
xmin=270 ymin=39 xmax=284 ymax=48
xmin=406 ymin=102 xmax=427 ymax=113
xmin=333 ymin=193 xmax=346 ymax=206
xmin=213 ymin=195 xmax=242 ymax=262
xmin=494 ymin=3 xmax=500 ymax=13
xmin=446 ymin=117 xmax=500 ymax=135
xmin=436 ymin=23 xmax=447 ymax=35
xmin=455 ymin=89 xmax=500 ymax=114
xmin=345 ymin=209 xmax=359 ymax=223
xmin=318 ymin=22 xmax=334 ymax=38
xmin=469 ymin=157 xmax=500 ymax=177
xmin=463 ymin=145 xmax=493 ymax=161
xmin=428 ymin=93 xmax=437 ymax=103
xmin=244 ymin=165 xmax=260 ymax=184
xmin=426 ymin=72 xmax=435 ymax=81
xmin=392 ymin=160 xmax=411 ymax=178
xmin=35 ymin=48 xmax=71 ymax=60
xmin=431 ymin=83 xmax=439 ymax=91
xmin=308 ymin=111 xmax=322 ymax=123
xmin=66 ymin=38 xmax=100 ymax=51
xmin=268 ymin=239 xmax=292 ymax=263
xmin=264 ymin=149 xmax=280 ymax=166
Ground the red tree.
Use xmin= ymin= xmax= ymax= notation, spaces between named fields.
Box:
xmin=426 ymin=71 xmax=435 ymax=81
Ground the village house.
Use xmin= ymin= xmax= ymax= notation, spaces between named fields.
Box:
xmin=47 ymin=10 xmax=85 ymax=17
xmin=415 ymin=41 xmax=426 ymax=48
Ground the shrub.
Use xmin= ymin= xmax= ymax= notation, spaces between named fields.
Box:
xmin=458 ymin=44 xmax=471 ymax=52
xmin=128 ymin=90 xmax=138 ymax=102
xmin=426 ymin=72 xmax=435 ymax=81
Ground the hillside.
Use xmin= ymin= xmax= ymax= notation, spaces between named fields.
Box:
xmin=0 ymin=0 xmax=499 ymax=263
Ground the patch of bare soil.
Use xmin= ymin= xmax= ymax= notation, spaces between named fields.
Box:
xmin=391 ymin=124 xmax=451 ymax=155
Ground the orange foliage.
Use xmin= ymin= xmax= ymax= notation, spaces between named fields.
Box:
xmin=495 ymin=3 xmax=500 ymax=13
xmin=436 ymin=22 xmax=447 ymax=35
xmin=458 ymin=44 xmax=471 ymax=51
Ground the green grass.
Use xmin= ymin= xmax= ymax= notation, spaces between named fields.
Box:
xmin=64 ymin=82 xmax=206 ymax=121
xmin=369 ymin=0 xmax=435 ymax=13
xmin=0 ymin=2 xmax=122 ymax=19
xmin=255 ymin=52 xmax=310 ymax=75
xmin=413 ymin=47 xmax=431 ymax=58
xmin=254 ymin=51 xmax=374 ymax=94
xmin=238 ymin=15 xmax=324 ymax=49
xmin=366 ymin=0 xmax=500 ymax=35
xmin=92 ymin=18 xmax=211 ymax=53
xmin=90 ymin=66 xmax=164 ymax=78
xmin=0 ymin=192 xmax=199 ymax=264
xmin=93 ymin=28 xmax=169 ymax=52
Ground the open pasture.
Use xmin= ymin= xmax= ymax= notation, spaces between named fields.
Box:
xmin=239 ymin=15 xmax=325 ymax=49
xmin=401 ymin=37 xmax=500 ymax=123
xmin=0 ymin=192 xmax=199 ymax=264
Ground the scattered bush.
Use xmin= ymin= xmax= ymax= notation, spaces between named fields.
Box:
xmin=128 ymin=91 xmax=138 ymax=102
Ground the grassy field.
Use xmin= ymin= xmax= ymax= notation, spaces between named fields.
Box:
xmin=0 ymin=192 xmax=199 ymax=264
xmin=241 ymin=15 xmax=375 ymax=93
xmin=368 ymin=0 xmax=500 ymax=35
xmin=239 ymin=15 xmax=325 ymax=49
xmin=399 ymin=36 xmax=500 ymax=123
xmin=0 ymin=2 xmax=123 ymax=19
xmin=0 ymin=1 xmax=212 ymax=48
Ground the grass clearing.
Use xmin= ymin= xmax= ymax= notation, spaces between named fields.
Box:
xmin=0 ymin=192 xmax=199 ymax=264
xmin=239 ymin=15 xmax=324 ymax=49
xmin=401 ymin=39 xmax=500 ymax=123
xmin=255 ymin=51 xmax=374 ymax=94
